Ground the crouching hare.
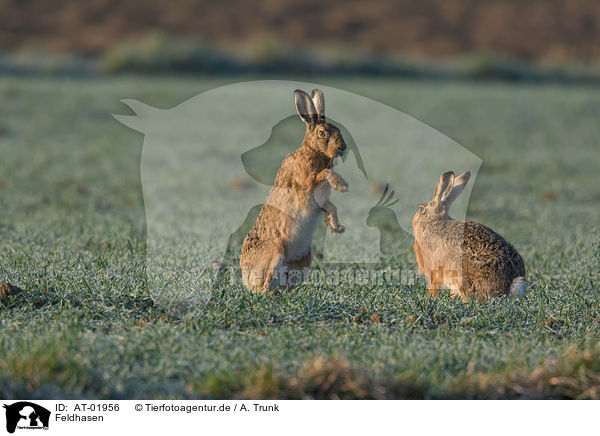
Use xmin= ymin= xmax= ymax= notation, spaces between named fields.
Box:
xmin=240 ymin=89 xmax=348 ymax=293
xmin=413 ymin=171 xmax=526 ymax=301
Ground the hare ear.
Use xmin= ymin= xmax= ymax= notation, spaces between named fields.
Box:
xmin=442 ymin=171 xmax=471 ymax=205
xmin=294 ymin=89 xmax=317 ymax=125
xmin=433 ymin=171 xmax=455 ymax=201
xmin=311 ymin=89 xmax=325 ymax=121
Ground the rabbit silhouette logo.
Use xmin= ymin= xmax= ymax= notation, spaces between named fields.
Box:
xmin=3 ymin=402 xmax=50 ymax=433
xmin=114 ymin=80 xmax=482 ymax=298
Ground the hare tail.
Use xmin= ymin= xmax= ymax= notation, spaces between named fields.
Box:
xmin=509 ymin=276 xmax=527 ymax=298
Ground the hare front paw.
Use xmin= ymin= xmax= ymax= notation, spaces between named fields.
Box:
xmin=329 ymin=173 xmax=349 ymax=193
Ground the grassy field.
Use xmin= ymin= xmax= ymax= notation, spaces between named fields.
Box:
xmin=0 ymin=76 xmax=599 ymax=399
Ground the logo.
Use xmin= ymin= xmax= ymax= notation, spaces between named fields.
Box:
xmin=3 ymin=402 xmax=50 ymax=433
xmin=114 ymin=80 xmax=482 ymax=300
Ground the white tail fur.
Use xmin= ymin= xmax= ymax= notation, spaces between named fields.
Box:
xmin=509 ymin=276 xmax=527 ymax=298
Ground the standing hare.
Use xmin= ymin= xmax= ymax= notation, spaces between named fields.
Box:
xmin=240 ymin=89 xmax=348 ymax=293
xmin=413 ymin=171 xmax=526 ymax=301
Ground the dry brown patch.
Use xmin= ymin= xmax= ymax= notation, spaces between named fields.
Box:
xmin=451 ymin=345 xmax=600 ymax=399
xmin=0 ymin=283 xmax=24 ymax=303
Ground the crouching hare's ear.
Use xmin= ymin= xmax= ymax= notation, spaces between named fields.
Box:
xmin=440 ymin=171 xmax=471 ymax=206
xmin=433 ymin=171 xmax=455 ymax=202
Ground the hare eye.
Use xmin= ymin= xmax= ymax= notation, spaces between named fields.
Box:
xmin=318 ymin=130 xmax=327 ymax=138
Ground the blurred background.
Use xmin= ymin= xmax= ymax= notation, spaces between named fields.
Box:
xmin=1 ymin=0 xmax=600 ymax=80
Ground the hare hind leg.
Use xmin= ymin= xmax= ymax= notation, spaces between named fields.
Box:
xmin=240 ymin=240 xmax=285 ymax=294
xmin=283 ymin=250 xmax=312 ymax=287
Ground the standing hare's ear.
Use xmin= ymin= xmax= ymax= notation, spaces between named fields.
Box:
xmin=433 ymin=171 xmax=455 ymax=201
xmin=311 ymin=89 xmax=325 ymax=122
xmin=441 ymin=171 xmax=471 ymax=205
xmin=295 ymin=89 xmax=317 ymax=125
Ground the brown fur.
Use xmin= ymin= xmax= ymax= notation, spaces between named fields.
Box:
xmin=413 ymin=171 xmax=526 ymax=301
xmin=240 ymin=89 xmax=348 ymax=293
